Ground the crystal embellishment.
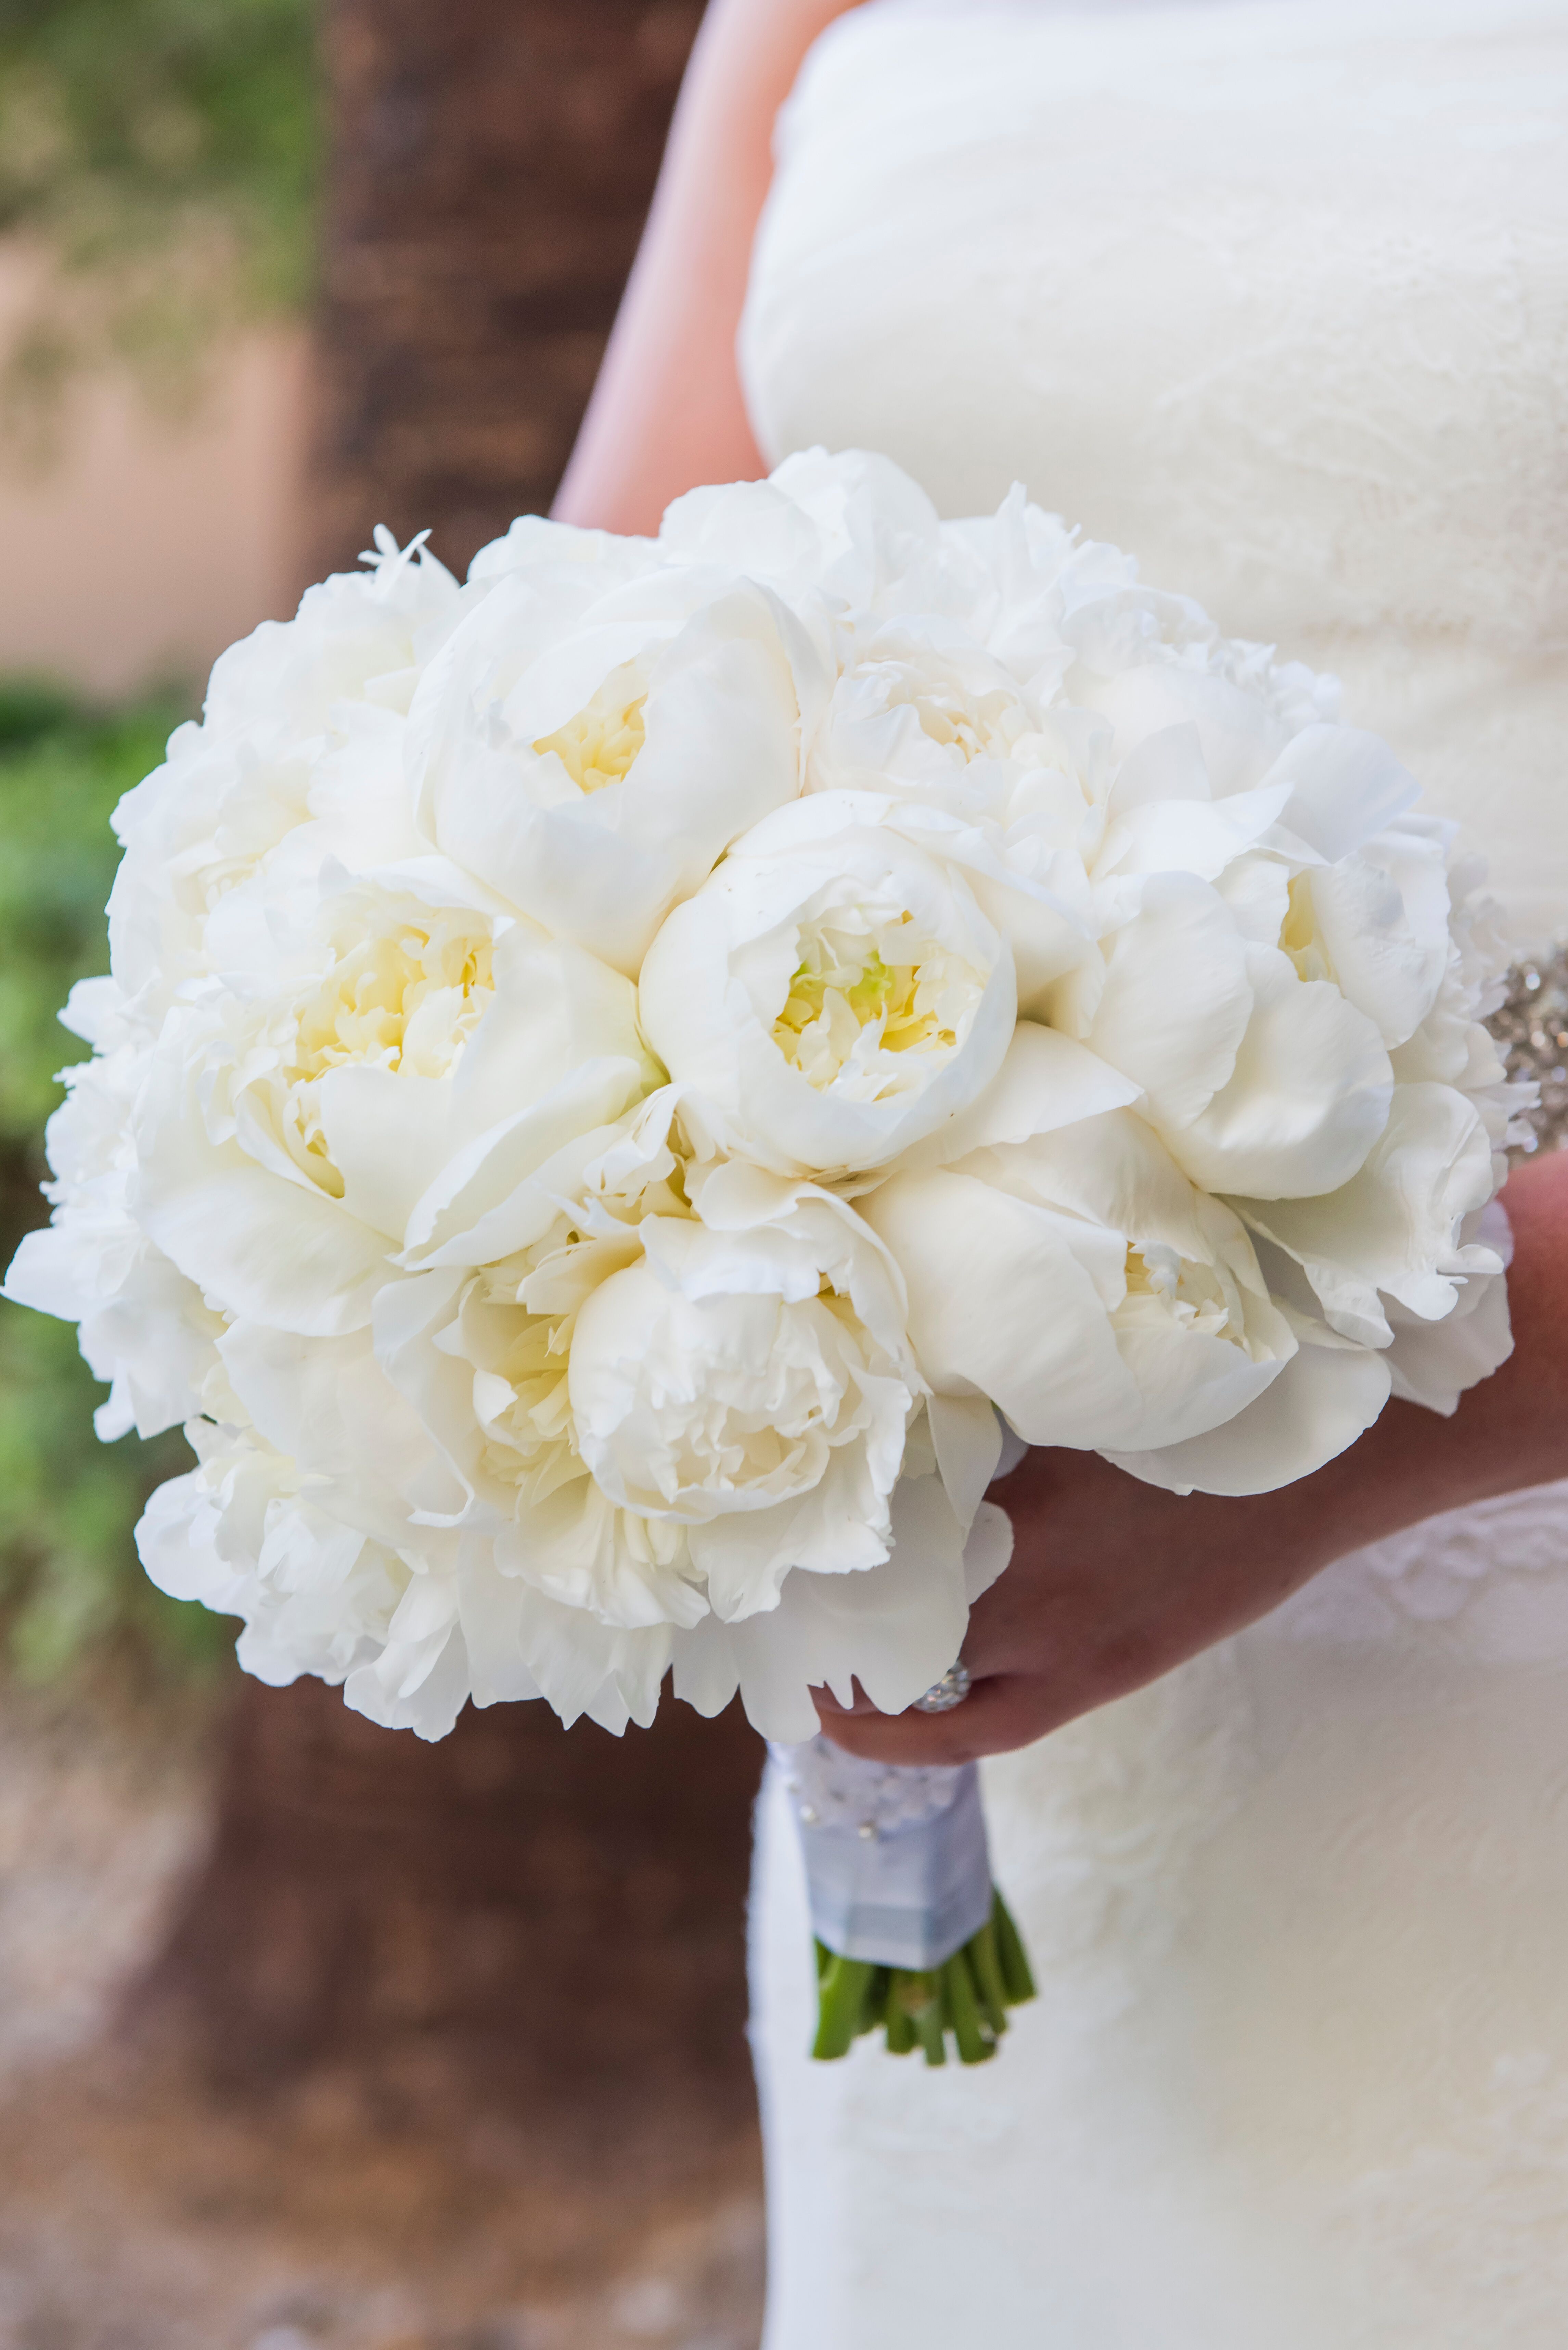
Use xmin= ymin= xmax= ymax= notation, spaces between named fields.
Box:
xmin=1489 ymin=947 xmax=1568 ymax=1155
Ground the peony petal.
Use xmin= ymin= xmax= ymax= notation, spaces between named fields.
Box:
xmin=718 ymin=1471 xmax=974 ymax=1740
xmin=509 ymin=1584 xmax=673 ymax=1733
xmin=1214 ymin=850 xmax=1293 ymax=948
xmin=319 ymin=930 xmax=652 ymax=1245
xmin=1105 ymin=720 xmax=1212 ymax=813
xmin=370 ymin=1266 xmax=495 ymax=1520
xmin=894 ymin=1020 xmax=1142 ymax=1172
xmin=862 ymin=1169 xmax=1141 ymax=1448
xmin=317 ymin=1065 xmax=458 ymax=1241
xmin=1385 ymin=1262 xmax=1514 ymax=1417
xmin=400 ymin=1057 xmax=648 ymax=1267
xmin=926 ymin=1394 xmax=1004 ymax=1532
xmin=1236 ymin=1081 xmax=1497 ymax=1343
xmin=452 ymin=927 xmax=654 ymax=1135
xmin=963 ymin=1496 xmax=1014 ymax=1601
xmin=968 ymin=1106 xmax=1209 ymax=1259
xmin=691 ymin=1443 xmax=896 ymax=1621
xmin=344 ymin=1608 xmax=472 ymax=1741
xmin=1109 ymin=1307 xmax=1290 ymax=1452
xmin=137 ymin=1468 xmax=250 ymax=1609
xmin=1081 ymin=662 xmax=1291 ymax=797
xmin=1098 ymin=782 xmax=1292 ymax=885
xmin=1165 ymin=945 xmax=1393 ymax=1201
xmin=1102 ymin=1337 xmax=1391 ymax=1496
xmin=454 ymin=1553 xmax=548 ymax=1708
xmin=1080 ymin=873 xmax=1251 ymax=1129
xmin=136 ymin=1093 xmax=390 ymax=1338
xmin=1262 ymin=724 xmax=1421 ymax=864
xmin=1295 ymin=850 xmax=1448 ymax=1052
xmin=219 ymin=1317 xmax=440 ymax=1542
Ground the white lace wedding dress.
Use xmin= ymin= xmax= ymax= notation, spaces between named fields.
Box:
xmin=740 ymin=3 xmax=1568 ymax=2341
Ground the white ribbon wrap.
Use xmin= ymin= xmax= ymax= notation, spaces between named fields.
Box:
xmin=767 ymin=1734 xmax=993 ymax=1970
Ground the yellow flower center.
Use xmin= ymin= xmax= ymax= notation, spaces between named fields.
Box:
xmin=878 ymin=667 xmax=1033 ymax=764
xmin=1122 ymin=1244 xmax=1242 ymax=1344
xmin=777 ymin=951 xmax=939 ymax=1056
xmin=914 ymin=697 xmax=989 ymax=760
xmin=771 ymin=902 xmax=982 ymax=1095
xmin=533 ymin=663 xmax=648 ymax=793
xmin=471 ymin=1276 xmax=586 ymax=1501
xmin=772 ymin=908 xmax=976 ymax=1096
xmin=463 ymin=1145 xmax=689 ymax=1541
xmin=285 ymin=909 xmax=494 ymax=1191
xmin=1280 ymin=874 xmax=1334 ymax=987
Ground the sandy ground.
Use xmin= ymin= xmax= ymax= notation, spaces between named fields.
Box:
xmin=0 ymin=1688 xmax=765 ymax=2350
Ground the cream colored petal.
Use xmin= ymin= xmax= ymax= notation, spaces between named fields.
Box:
xmin=862 ymin=1169 xmax=1141 ymax=1448
xmin=1102 ymin=1338 xmax=1391 ymax=1497
xmin=1164 ymin=945 xmax=1392 ymax=1201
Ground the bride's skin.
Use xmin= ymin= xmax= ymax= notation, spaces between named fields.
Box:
xmin=553 ymin=0 xmax=847 ymax=531
xmin=556 ymin=0 xmax=1568 ymax=1763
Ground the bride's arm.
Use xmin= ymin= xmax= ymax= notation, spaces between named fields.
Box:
xmin=821 ymin=1147 xmax=1568 ymax=1763
xmin=552 ymin=0 xmax=859 ymax=535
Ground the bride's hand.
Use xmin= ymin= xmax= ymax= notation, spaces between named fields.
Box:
xmin=813 ymin=1444 xmax=1336 ymax=1765
xmin=815 ymin=1149 xmax=1568 ymax=1767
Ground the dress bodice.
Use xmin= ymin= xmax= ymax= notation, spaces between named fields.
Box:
xmin=741 ymin=0 xmax=1568 ymax=945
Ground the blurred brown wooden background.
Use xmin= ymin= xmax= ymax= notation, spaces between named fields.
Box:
xmin=313 ymin=0 xmax=704 ymax=574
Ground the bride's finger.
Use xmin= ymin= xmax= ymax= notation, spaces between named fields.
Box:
xmin=811 ymin=1671 xmax=1043 ymax=1766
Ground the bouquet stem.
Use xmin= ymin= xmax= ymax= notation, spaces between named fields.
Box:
xmin=812 ymin=1888 xmax=1036 ymax=2066
xmin=771 ymin=1735 xmax=1038 ymax=2066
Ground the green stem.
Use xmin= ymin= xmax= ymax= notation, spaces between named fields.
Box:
xmin=859 ymin=1965 xmax=892 ymax=2039
xmin=884 ymin=1986 xmax=918 ymax=2056
xmin=968 ymin=1915 xmax=1011 ymax=2039
xmin=907 ymin=1971 xmax=947 ymax=2067
xmin=813 ymin=1953 xmax=877 ymax=2059
xmin=942 ymin=1947 xmax=995 ymax=2065
xmin=991 ymin=1888 xmax=1038 ymax=2007
xmin=809 ymin=1882 xmax=1037 ymax=2065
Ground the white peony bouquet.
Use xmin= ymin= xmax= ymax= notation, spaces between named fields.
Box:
xmin=5 ymin=453 xmax=1527 ymax=2066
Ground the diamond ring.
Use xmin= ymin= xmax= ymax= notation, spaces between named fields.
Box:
xmin=912 ymin=1662 xmax=972 ymax=1714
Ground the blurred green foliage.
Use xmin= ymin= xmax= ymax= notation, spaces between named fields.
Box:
xmin=0 ymin=679 xmax=221 ymax=1681
xmin=0 ymin=0 xmax=311 ymax=1670
xmin=0 ymin=0 xmax=318 ymax=435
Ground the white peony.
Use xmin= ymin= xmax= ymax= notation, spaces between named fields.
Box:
xmin=638 ymin=791 xmax=1031 ymax=1180
xmin=2 ymin=451 xmax=1526 ymax=1736
xmin=141 ymin=1427 xmax=408 ymax=1677
xmin=7 ymin=531 xmax=467 ymax=1447
xmin=4 ymin=987 xmax=224 ymax=1441
xmin=406 ymin=534 xmax=828 ymax=976
xmin=123 ymin=1084 xmax=999 ymax=1744
xmin=861 ymin=1106 xmax=1354 ymax=1493
xmin=377 ymin=1092 xmax=994 ymax=1729
xmin=568 ymin=1167 xmax=913 ymax=1591
xmin=133 ymin=864 xmax=656 ymax=1339
xmin=108 ymin=530 xmax=464 ymax=1026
